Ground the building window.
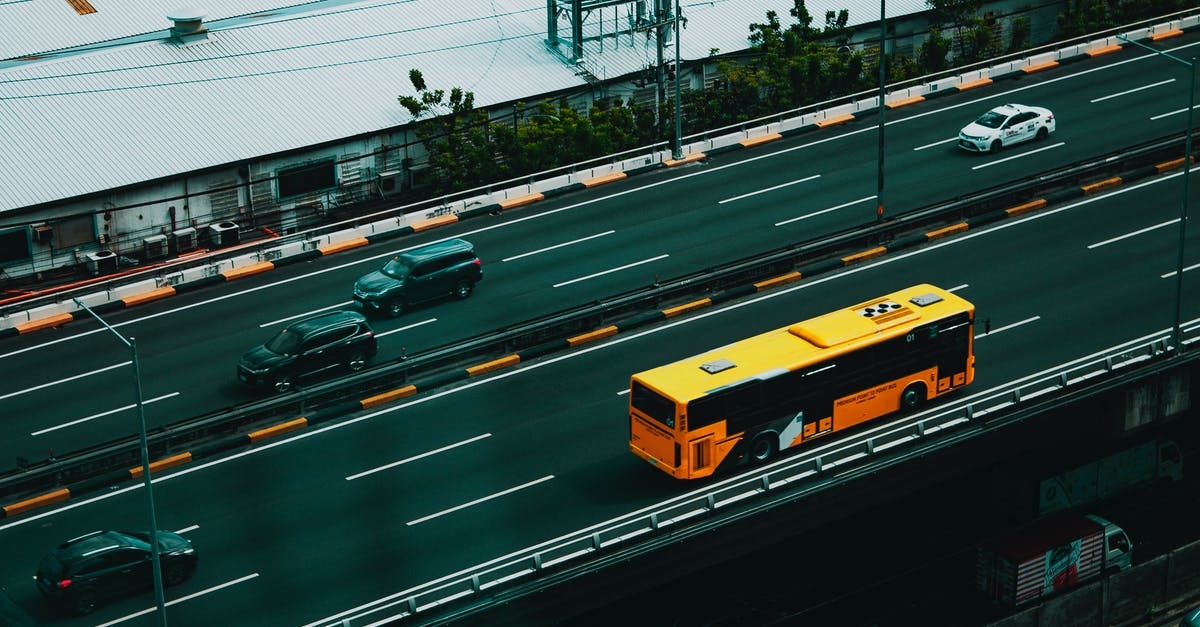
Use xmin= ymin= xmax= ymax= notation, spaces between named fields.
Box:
xmin=0 ymin=227 xmax=31 ymax=263
xmin=276 ymin=159 xmax=337 ymax=200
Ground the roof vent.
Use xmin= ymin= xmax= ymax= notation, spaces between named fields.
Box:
xmin=699 ymin=358 xmax=736 ymax=374
xmin=168 ymin=7 xmax=211 ymax=45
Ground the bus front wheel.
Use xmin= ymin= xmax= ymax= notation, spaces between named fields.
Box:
xmin=749 ymin=433 xmax=778 ymax=464
xmin=900 ymin=383 xmax=927 ymax=412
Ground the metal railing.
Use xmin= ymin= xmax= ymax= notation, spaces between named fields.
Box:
xmin=328 ymin=325 xmax=1200 ymax=626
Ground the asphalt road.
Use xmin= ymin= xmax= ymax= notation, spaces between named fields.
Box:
xmin=3 ymin=33 xmax=1200 ymax=627
xmin=1 ymin=141 xmax=1197 ymax=624
xmin=2 ymin=34 xmax=1198 ymax=466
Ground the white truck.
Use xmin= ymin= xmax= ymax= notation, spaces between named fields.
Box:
xmin=976 ymin=512 xmax=1132 ymax=607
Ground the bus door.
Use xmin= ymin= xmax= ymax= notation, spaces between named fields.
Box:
xmin=689 ymin=435 xmax=713 ymax=474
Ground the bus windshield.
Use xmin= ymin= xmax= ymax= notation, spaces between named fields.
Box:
xmin=630 ymin=382 xmax=676 ymax=429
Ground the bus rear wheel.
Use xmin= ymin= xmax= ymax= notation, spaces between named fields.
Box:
xmin=749 ymin=433 xmax=778 ymax=464
xmin=900 ymin=383 xmax=927 ymax=412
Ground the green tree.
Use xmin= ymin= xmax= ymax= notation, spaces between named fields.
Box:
xmin=1008 ymin=16 xmax=1030 ymax=53
xmin=918 ymin=27 xmax=953 ymax=73
xmin=926 ymin=0 xmax=984 ymax=60
xmin=956 ymin=17 xmax=999 ymax=64
xmin=1057 ymin=0 xmax=1116 ymax=38
xmin=397 ymin=70 xmax=503 ymax=194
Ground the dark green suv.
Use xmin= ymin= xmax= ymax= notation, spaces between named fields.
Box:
xmin=353 ymin=239 xmax=482 ymax=317
xmin=36 ymin=530 xmax=197 ymax=615
xmin=238 ymin=310 xmax=377 ymax=393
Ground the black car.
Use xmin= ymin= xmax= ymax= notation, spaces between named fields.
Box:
xmin=353 ymin=238 xmax=482 ymax=317
xmin=35 ymin=530 xmax=197 ymax=616
xmin=238 ymin=309 xmax=377 ymax=393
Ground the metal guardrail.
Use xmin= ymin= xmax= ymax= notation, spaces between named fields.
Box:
xmin=328 ymin=327 xmax=1200 ymax=626
xmin=0 ymin=132 xmax=1193 ymax=501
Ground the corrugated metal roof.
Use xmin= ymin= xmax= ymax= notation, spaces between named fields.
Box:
xmin=0 ymin=0 xmax=332 ymax=60
xmin=0 ymin=0 xmax=927 ymax=213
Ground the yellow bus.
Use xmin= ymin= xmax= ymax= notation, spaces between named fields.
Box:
xmin=629 ymin=284 xmax=975 ymax=479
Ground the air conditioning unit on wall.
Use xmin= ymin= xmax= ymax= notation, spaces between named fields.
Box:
xmin=377 ymin=170 xmax=402 ymax=196
xmin=84 ymin=250 xmax=118 ymax=276
xmin=207 ymin=221 xmax=240 ymax=247
xmin=172 ymin=227 xmax=198 ymax=253
xmin=143 ymin=234 xmax=168 ymax=260
xmin=33 ymin=225 xmax=53 ymax=244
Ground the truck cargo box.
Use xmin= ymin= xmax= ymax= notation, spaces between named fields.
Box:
xmin=976 ymin=512 xmax=1129 ymax=607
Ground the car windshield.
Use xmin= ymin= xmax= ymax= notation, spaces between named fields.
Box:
xmin=114 ymin=531 xmax=152 ymax=551
xmin=381 ymin=257 xmax=414 ymax=279
xmin=974 ymin=110 xmax=1009 ymax=129
xmin=264 ymin=329 xmax=302 ymax=355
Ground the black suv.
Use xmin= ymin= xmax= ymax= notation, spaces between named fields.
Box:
xmin=35 ymin=530 xmax=197 ymax=615
xmin=238 ymin=310 xmax=377 ymax=393
xmin=353 ymin=238 xmax=482 ymax=317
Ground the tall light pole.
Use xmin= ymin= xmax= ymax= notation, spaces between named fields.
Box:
xmin=672 ymin=0 xmax=683 ymax=160
xmin=1118 ymin=35 xmax=1194 ymax=353
xmin=876 ymin=0 xmax=886 ymax=222
xmin=72 ymin=298 xmax=167 ymax=624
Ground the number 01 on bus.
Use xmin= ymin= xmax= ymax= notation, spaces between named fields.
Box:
xmin=628 ymin=284 xmax=975 ymax=479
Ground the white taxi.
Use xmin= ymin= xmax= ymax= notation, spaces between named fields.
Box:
xmin=958 ymin=103 xmax=1055 ymax=153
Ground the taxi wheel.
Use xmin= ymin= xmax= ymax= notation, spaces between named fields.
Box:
xmin=1036 ymin=127 xmax=1049 ymax=141
xmin=990 ymin=140 xmax=1002 ymax=153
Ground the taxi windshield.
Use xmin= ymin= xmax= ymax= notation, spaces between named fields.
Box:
xmin=974 ymin=110 xmax=1008 ymax=129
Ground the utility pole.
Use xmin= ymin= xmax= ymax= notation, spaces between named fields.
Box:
xmin=876 ymin=0 xmax=886 ymax=223
xmin=672 ymin=0 xmax=683 ymax=160
xmin=73 ymin=298 xmax=167 ymax=625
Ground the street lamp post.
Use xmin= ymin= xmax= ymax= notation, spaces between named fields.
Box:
xmin=72 ymin=298 xmax=167 ymax=625
xmin=1117 ymin=35 xmax=1195 ymax=353
xmin=672 ymin=0 xmax=682 ymax=161
xmin=876 ymin=0 xmax=886 ymax=222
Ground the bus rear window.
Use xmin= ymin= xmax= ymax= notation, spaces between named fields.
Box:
xmin=631 ymin=382 xmax=676 ymax=429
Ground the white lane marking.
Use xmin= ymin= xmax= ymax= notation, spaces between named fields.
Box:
xmin=374 ymin=318 xmax=436 ymax=338
xmin=6 ymin=171 xmax=1197 ymax=616
xmin=32 ymin=392 xmax=180 ymax=436
xmin=175 ymin=524 xmax=200 ymax=534
xmin=406 ymin=476 xmax=555 ymax=526
xmin=775 ymin=196 xmax=875 ymax=226
xmin=553 ymin=255 xmax=668 ymax=288
xmin=0 ymin=361 xmax=130 ymax=402
xmin=718 ymin=174 xmax=821 ymax=204
xmin=95 ymin=573 xmax=259 ymax=627
xmin=260 ymin=302 xmax=355 ymax=327
xmin=1088 ymin=218 xmax=1179 ymax=249
xmin=617 ymin=388 xmax=629 ymax=396
xmin=1151 ymin=103 xmax=1200 ymax=120
xmin=503 ymin=231 xmax=615 ymax=262
xmin=9 ymin=42 xmax=1200 ymax=369
xmin=346 ymin=433 xmax=491 ymax=480
xmin=946 ymin=284 xmax=969 ymax=292
xmin=1161 ymin=262 xmax=1200 ymax=278
xmin=971 ymin=142 xmax=1064 ymax=170
xmin=913 ymin=137 xmax=959 ymax=151
xmin=1090 ymin=78 xmax=1176 ymax=103
xmin=975 ymin=316 xmax=1040 ymax=339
